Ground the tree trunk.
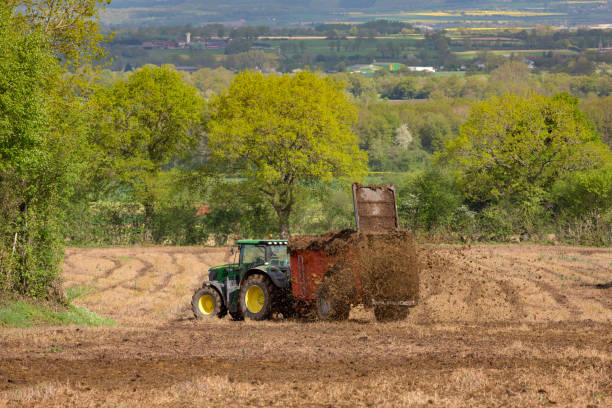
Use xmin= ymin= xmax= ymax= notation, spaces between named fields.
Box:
xmin=279 ymin=220 xmax=290 ymax=239
xmin=143 ymin=201 xmax=154 ymax=243
xmin=274 ymin=206 xmax=291 ymax=239
xmin=277 ymin=211 xmax=290 ymax=239
xmin=265 ymin=184 xmax=294 ymax=239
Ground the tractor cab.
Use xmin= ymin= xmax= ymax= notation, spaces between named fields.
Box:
xmin=237 ymin=239 xmax=290 ymax=269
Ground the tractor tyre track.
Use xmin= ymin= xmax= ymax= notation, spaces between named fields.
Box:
xmin=94 ymin=257 xmax=154 ymax=294
xmin=151 ymin=253 xmax=185 ymax=292
xmin=497 ymin=279 xmax=527 ymax=320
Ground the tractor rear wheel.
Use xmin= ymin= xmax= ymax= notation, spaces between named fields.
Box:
xmin=374 ymin=306 xmax=408 ymax=322
xmin=240 ymin=274 xmax=274 ymax=320
xmin=316 ymin=279 xmax=350 ymax=321
xmin=192 ymin=286 xmax=226 ymax=319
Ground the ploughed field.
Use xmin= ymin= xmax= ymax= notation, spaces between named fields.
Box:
xmin=1 ymin=245 xmax=611 ymax=407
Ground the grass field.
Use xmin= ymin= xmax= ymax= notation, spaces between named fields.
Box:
xmin=0 ymin=244 xmax=610 ymax=406
xmin=454 ymin=48 xmax=578 ymax=55
xmin=432 ymin=71 xmax=466 ymax=77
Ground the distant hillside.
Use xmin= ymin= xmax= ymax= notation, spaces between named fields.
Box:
xmin=103 ymin=0 xmax=612 ymax=27
xmin=108 ymin=1 xmax=524 ymax=9
xmin=107 ymin=1 xmax=537 ymax=11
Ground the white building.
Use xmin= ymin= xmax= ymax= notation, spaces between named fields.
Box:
xmin=406 ymin=66 xmax=436 ymax=73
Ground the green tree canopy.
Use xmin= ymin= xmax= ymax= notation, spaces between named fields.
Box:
xmin=207 ymin=70 xmax=368 ymax=237
xmin=581 ymin=95 xmax=612 ymax=148
xmin=11 ymin=0 xmax=111 ymax=67
xmin=90 ymin=65 xmax=205 ymax=235
xmin=488 ymin=60 xmax=531 ymax=96
xmin=442 ymin=93 xmax=610 ymax=204
xmin=0 ymin=4 xmax=65 ymax=297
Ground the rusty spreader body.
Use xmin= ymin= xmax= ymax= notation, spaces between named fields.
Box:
xmin=289 ymin=183 xmax=418 ymax=320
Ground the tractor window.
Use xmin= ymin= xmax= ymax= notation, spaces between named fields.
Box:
xmin=268 ymin=245 xmax=289 ymax=267
xmin=241 ymin=245 xmax=266 ymax=266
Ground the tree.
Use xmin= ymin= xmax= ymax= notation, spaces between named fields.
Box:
xmin=225 ymin=50 xmax=278 ymax=72
xmin=188 ymin=67 xmax=235 ymax=98
xmin=395 ymin=124 xmax=413 ymax=149
xmin=418 ymin=114 xmax=452 ymax=153
xmin=90 ymin=65 xmax=205 ymax=237
xmin=489 ymin=60 xmax=531 ymax=96
xmin=442 ymin=93 xmax=609 ymax=205
xmin=581 ymin=95 xmax=612 ymax=148
xmin=336 ymin=72 xmax=375 ymax=98
xmin=425 ymin=32 xmax=451 ymax=65
xmin=398 ymin=168 xmax=463 ymax=230
xmin=354 ymin=102 xmax=400 ymax=150
xmin=207 ymin=71 xmax=368 ymax=237
xmin=224 ymin=39 xmax=254 ymax=55
xmin=390 ymin=77 xmax=418 ymax=100
xmin=553 ymin=163 xmax=612 ymax=218
xmin=1 ymin=0 xmax=109 ymax=299
xmin=12 ymin=0 xmax=111 ymax=67
xmin=0 ymin=4 xmax=64 ymax=297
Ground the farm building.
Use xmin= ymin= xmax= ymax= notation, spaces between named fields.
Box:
xmin=406 ymin=66 xmax=436 ymax=72
xmin=348 ymin=62 xmax=405 ymax=76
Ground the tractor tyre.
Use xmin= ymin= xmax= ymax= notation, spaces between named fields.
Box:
xmin=316 ymin=278 xmax=350 ymax=321
xmin=192 ymin=286 xmax=226 ymax=319
xmin=240 ymin=274 xmax=274 ymax=321
xmin=373 ymin=306 xmax=408 ymax=322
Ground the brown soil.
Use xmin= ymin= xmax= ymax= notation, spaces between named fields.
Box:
xmin=1 ymin=244 xmax=611 ymax=407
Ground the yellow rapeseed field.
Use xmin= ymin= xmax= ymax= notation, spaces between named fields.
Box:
xmin=445 ymin=27 xmax=536 ymax=31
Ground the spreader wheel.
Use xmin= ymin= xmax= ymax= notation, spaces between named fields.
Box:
xmin=373 ymin=306 xmax=408 ymax=322
xmin=240 ymin=274 xmax=274 ymax=320
xmin=192 ymin=286 xmax=226 ymax=319
xmin=316 ymin=279 xmax=350 ymax=321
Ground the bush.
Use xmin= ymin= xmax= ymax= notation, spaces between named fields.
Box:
xmin=152 ymin=202 xmax=209 ymax=245
xmin=203 ymin=180 xmax=278 ymax=244
xmin=477 ymin=205 xmax=517 ymax=239
xmin=549 ymin=165 xmax=612 ymax=246
xmin=398 ymin=168 xmax=463 ymax=230
xmin=64 ymin=201 xmax=146 ymax=246
xmin=553 ymin=165 xmax=612 ymax=218
xmin=554 ymin=210 xmax=612 ymax=247
xmin=290 ymin=184 xmax=355 ymax=234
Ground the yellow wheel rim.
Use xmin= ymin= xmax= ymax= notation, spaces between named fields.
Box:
xmin=198 ymin=294 xmax=215 ymax=315
xmin=245 ymin=285 xmax=265 ymax=314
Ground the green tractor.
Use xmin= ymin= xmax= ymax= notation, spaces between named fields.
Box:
xmin=192 ymin=239 xmax=291 ymax=321
xmin=192 ymin=184 xmax=419 ymax=322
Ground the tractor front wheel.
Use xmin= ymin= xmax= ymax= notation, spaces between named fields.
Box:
xmin=192 ymin=286 xmax=226 ymax=319
xmin=240 ymin=274 xmax=274 ymax=320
